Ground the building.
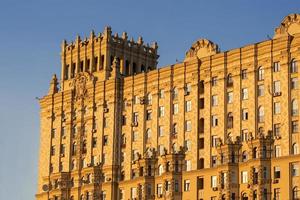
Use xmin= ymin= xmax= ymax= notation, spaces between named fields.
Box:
xmin=36 ymin=14 xmax=300 ymax=200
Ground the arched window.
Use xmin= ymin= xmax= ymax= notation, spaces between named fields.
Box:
xmin=227 ymin=112 xmax=233 ymax=128
xmin=292 ymin=99 xmax=298 ymax=116
xmin=173 ymin=87 xmax=178 ymax=99
xmin=221 ymin=194 xmax=226 ymax=200
xmin=158 ymin=165 xmax=164 ymax=175
xmin=242 ymin=151 xmax=248 ymax=162
xmin=227 ymin=73 xmax=233 ymax=87
xmin=291 ymin=59 xmax=298 ymax=73
xmin=147 ymin=93 xmax=152 ymax=105
xmin=293 ymin=187 xmax=299 ymax=199
xmin=258 ymin=106 xmax=264 ymax=123
xmin=293 ymin=143 xmax=299 ymax=155
xmin=242 ymin=193 xmax=248 ymax=200
xmin=258 ymin=67 xmax=264 ymax=81
xmin=253 ymin=147 xmax=258 ymax=159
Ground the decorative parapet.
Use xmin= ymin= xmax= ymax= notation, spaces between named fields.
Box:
xmin=274 ymin=13 xmax=300 ymax=38
xmin=184 ymin=38 xmax=220 ymax=61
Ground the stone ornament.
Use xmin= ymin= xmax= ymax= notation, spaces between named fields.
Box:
xmin=70 ymin=72 xmax=94 ymax=101
xmin=185 ymin=38 xmax=220 ymax=61
xmin=274 ymin=13 xmax=300 ymax=38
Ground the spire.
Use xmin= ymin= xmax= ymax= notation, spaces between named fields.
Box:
xmin=48 ymin=74 xmax=59 ymax=95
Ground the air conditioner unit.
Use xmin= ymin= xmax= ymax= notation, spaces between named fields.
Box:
xmin=92 ymin=129 xmax=97 ymax=133
xmin=273 ymin=92 xmax=282 ymax=97
xmin=140 ymin=98 xmax=145 ymax=105
xmin=275 ymin=135 xmax=281 ymax=140
xmin=131 ymin=122 xmax=138 ymax=127
xmin=158 ymin=194 xmax=163 ymax=198
xmin=247 ymin=184 xmax=251 ymax=188
xmin=184 ymin=91 xmax=190 ymax=96
xmin=273 ymin=179 xmax=279 ymax=184
xmin=62 ymin=135 xmax=66 ymax=139
xmin=62 ymin=118 xmax=66 ymax=122
xmin=103 ymin=108 xmax=109 ymax=113
xmin=60 ymin=153 xmax=65 ymax=157
xmin=212 ymin=187 xmax=218 ymax=191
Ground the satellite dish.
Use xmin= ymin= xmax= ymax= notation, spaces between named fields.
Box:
xmin=42 ymin=184 xmax=49 ymax=192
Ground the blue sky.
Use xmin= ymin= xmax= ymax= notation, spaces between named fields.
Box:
xmin=0 ymin=0 xmax=299 ymax=199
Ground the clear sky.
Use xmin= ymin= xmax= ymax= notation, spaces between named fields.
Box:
xmin=0 ymin=0 xmax=299 ymax=199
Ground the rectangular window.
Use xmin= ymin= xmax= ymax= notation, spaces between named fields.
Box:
xmin=242 ymin=69 xmax=247 ymax=79
xmin=158 ymin=126 xmax=164 ymax=137
xmin=292 ymin=163 xmax=299 ymax=177
xmin=51 ymin=145 xmax=55 ymax=156
xmin=199 ymin=98 xmax=204 ymax=109
xmin=212 ymin=135 xmax=218 ymax=147
xmin=184 ymin=140 xmax=191 ymax=152
xmin=212 ymin=156 xmax=217 ymax=167
xmin=159 ymin=89 xmax=165 ymax=99
xmin=274 ymin=124 xmax=280 ymax=137
xmin=212 ymin=95 xmax=218 ymax=106
xmin=242 ymin=88 xmax=248 ymax=100
xmin=292 ymin=120 xmax=299 ymax=133
xmin=132 ymin=131 xmax=138 ymax=142
xmin=103 ymin=135 xmax=108 ymax=146
xmin=173 ymin=103 xmax=179 ymax=115
xmin=274 ymin=102 xmax=281 ymax=114
xmin=212 ymin=115 xmax=218 ymax=127
xmin=275 ymin=145 xmax=281 ymax=157
xmin=198 ymin=177 xmax=204 ymax=190
xmin=212 ymin=77 xmax=217 ymax=86
xmin=133 ymin=112 xmax=138 ymax=123
xmin=241 ymin=129 xmax=248 ymax=142
xmin=274 ymin=166 xmax=281 ymax=179
xmin=134 ymin=95 xmax=139 ymax=104
xmin=211 ymin=176 xmax=217 ymax=187
xmin=157 ymin=184 xmax=163 ymax=195
xmin=242 ymin=109 xmax=248 ymax=120
xmin=258 ymin=84 xmax=264 ymax=96
xmin=184 ymin=180 xmax=190 ymax=191
xmin=159 ymin=106 xmax=165 ymax=117
xmin=227 ymin=92 xmax=233 ymax=103
xmin=146 ymin=110 xmax=152 ymax=120
xmin=273 ymin=62 xmax=280 ymax=72
xmin=186 ymin=160 xmax=191 ymax=171
xmin=274 ymin=188 xmax=280 ymax=200
xmin=274 ymin=81 xmax=281 ymax=94
xmin=185 ymin=120 xmax=192 ymax=132
xmin=241 ymin=171 xmax=248 ymax=183
xmin=185 ymin=100 xmax=192 ymax=112
xmin=92 ymin=137 xmax=97 ymax=148
xmin=185 ymin=83 xmax=191 ymax=95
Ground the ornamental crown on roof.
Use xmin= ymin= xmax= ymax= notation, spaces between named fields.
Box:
xmin=274 ymin=13 xmax=300 ymax=38
xmin=184 ymin=38 xmax=220 ymax=61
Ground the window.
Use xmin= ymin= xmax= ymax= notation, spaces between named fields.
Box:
xmin=293 ymin=143 xmax=299 ymax=155
xmin=212 ymin=115 xmax=218 ymax=127
xmin=274 ymin=166 xmax=280 ymax=179
xmin=158 ymin=126 xmax=164 ymax=137
xmin=274 ymin=188 xmax=280 ymax=200
xmin=198 ymin=177 xmax=204 ymax=190
xmin=173 ymin=103 xmax=179 ymax=114
xmin=242 ymin=109 xmax=248 ymax=120
xmin=258 ymin=84 xmax=264 ymax=96
xmin=274 ymin=102 xmax=281 ymax=114
xmin=242 ymin=151 xmax=248 ymax=162
xmin=51 ymin=145 xmax=55 ymax=156
xmin=159 ymin=106 xmax=165 ymax=117
xmin=275 ymin=145 xmax=281 ymax=157
xmin=103 ymin=135 xmax=108 ymax=146
xmin=147 ymin=93 xmax=152 ymax=105
xmin=51 ymin=128 xmax=56 ymax=138
xmin=274 ymin=81 xmax=281 ymax=94
xmin=184 ymin=180 xmax=190 ymax=191
xmin=212 ymin=77 xmax=217 ymax=86
xmin=292 ymin=120 xmax=299 ymax=133
xmin=131 ymin=187 xmax=137 ymax=199
xmin=173 ymin=123 xmax=178 ymax=134
xmin=241 ymin=129 xmax=248 ymax=142
xmin=199 ymin=98 xmax=204 ymax=109
xmin=133 ymin=112 xmax=138 ymax=123
xmin=157 ymin=184 xmax=163 ymax=196
xmin=293 ymin=187 xmax=299 ymax=199
xmin=134 ymin=95 xmax=139 ymax=104
xmin=258 ymin=106 xmax=264 ymax=123
xmin=292 ymin=163 xmax=299 ymax=176
xmin=146 ymin=129 xmax=151 ymax=141
xmin=274 ymin=124 xmax=280 ymax=137
xmin=212 ymin=95 xmax=218 ymax=106
xmin=103 ymin=117 xmax=107 ymax=128
xmin=61 ymin=126 xmax=65 ymax=137
xmin=132 ymin=131 xmax=138 ymax=142
xmin=185 ymin=100 xmax=192 ymax=112
xmin=291 ymin=59 xmax=298 ymax=73
xmin=227 ymin=92 xmax=233 ymax=103
xmin=211 ymin=176 xmax=217 ymax=187
xmin=292 ymin=99 xmax=298 ymax=116
xmin=292 ymin=77 xmax=298 ymax=89
xmin=185 ymin=83 xmax=191 ymax=95
xmin=212 ymin=135 xmax=218 ymax=147
xmin=227 ymin=74 xmax=233 ymax=87
xmin=72 ymin=143 xmax=77 ymax=156
xmin=173 ymin=88 xmax=178 ymax=99
xmin=186 ymin=160 xmax=191 ymax=171
xmin=158 ymin=145 xmax=165 ymax=156
xmin=185 ymin=120 xmax=192 ymax=132
xmin=273 ymin=62 xmax=280 ymax=72
xmin=227 ymin=112 xmax=233 ymax=128
xmin=258 ymin=67 xmax=264 ymax=81
xmin=159 ymin=89 xmax=164 ymax=99
xmin=184 ymin=140 xmax=191 ymax=152
xmin=146 ymin=110 xmax=152 ymax=120
xmin=158 ymin=165 xmax=164 ymax=175
xmin=242 ymin=88 xmax=248 ymax=100
xmin=212 ymin=156 xmax=217 ymax=167
xmin=241 ymin=69 xmax=247 ymax=79
xmin=132 ymin=149 xmax=138 ymax=160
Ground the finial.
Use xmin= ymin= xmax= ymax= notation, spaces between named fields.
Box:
xmin=48 ymin=74 xmax=59 ymax=95
xmin=75 ymin=35 xmax=81 ymax=46
xmin=114 ymin=32 xmax=119 ymax=38
xmin=151 ymin=41 xmax=158 ymax=49
xmin=103 ymin=26 xmax=112 ymax=37
xmin=130 ymin=37 xmax=134 ymax=43
xmin=122 ymin=32 xmax=128 ymax=40
xmin=61 ymin=40 xmax=67 ymax=52
xmin=90 ymin=30 xmax=95 ymax=37
xmin=137 ymin=36 xmax=143 ymax=45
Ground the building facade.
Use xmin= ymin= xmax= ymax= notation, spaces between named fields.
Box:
xmin=36 ymin=14 xmax=300 ymax=200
